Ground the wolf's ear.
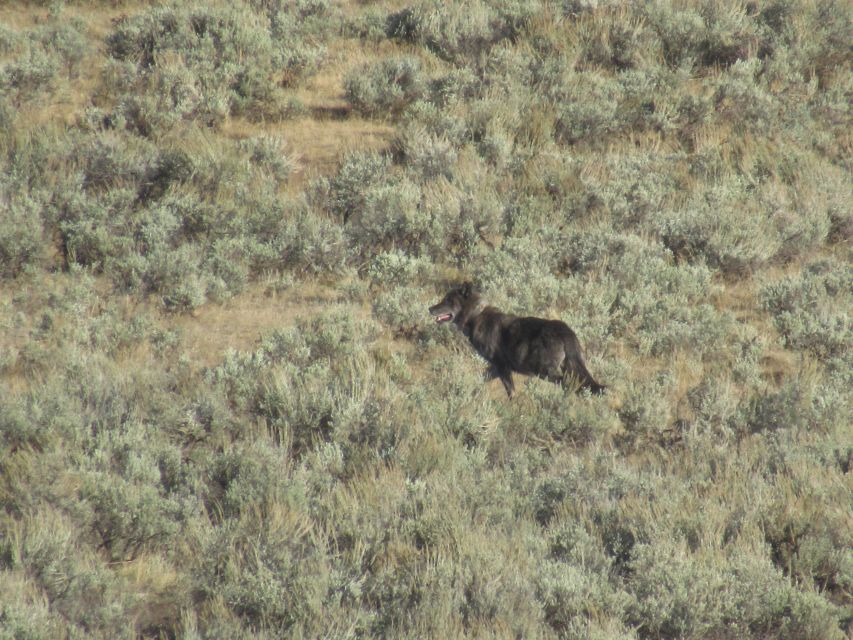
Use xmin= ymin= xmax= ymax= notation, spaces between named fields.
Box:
xmin=460 ymin=281 xmax=473 ymax=298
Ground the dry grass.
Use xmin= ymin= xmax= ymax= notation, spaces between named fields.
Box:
xmin=221 ymin=37 xmax=419 ymax=183
xmin=222 ymin=114 xmax=393 ymax=186
xmin=3 ymin=1 xmax=399 ymax=179
xmin=172 ymin=280 xmax=365 ymax=367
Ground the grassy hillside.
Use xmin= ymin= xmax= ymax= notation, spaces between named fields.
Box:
xmin=1 ymin=1 xmax=851 ymax=638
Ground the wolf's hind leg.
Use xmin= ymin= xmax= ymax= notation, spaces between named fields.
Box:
xmin=500 ymin=373 xmax=515 ymax=398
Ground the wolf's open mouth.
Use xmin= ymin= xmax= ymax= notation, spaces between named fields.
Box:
xmin=435 ymin=313 xmax=453 ymax=323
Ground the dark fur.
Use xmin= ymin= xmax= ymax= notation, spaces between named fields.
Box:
xmin=429 ymin=282 xmax=606 ymax=398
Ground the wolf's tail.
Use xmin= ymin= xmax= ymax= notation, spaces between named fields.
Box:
xmin=563 ymin=348 xmax=606 ymax=396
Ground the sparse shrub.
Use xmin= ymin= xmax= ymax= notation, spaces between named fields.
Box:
xmin=239 ymin=134 xmax=299 ymax=183
xmin=392 ymin=124 xmax=457 ymax=180
xmin=103 ymin=3 xmax=325 ymax=131
xmin=1 ymin=1 xmax=851 ymax=636
xmin=537 ymin=558 xmax=632 ymax=639
xmin=209 ymin=310 xmax=378 ymax=422
xmin=760 ymin=258 xmax=852 ymax=360
xmin=649 ymin=3 xmax=768 ymax=70
xmin=555 ymin=73 xmax=624 ymax=145
xmin=47 ymin=131 xmax=345 ymax=308
xmin=254 ymin=368 xmax=338 ymax=455
xmin=32 ymin=16 xmax=88 ymax=78
xmin=6 ymin=507 xmax=133 ymax=635
xmin=0 ymin=12 xmax=87 ymax=101
xmin=58 ymin=188 xmax=136 ymax=269
xmin=0 ymin=25 xmax=19 ymax=55
xmin=371 ymin=285 xmax=432 ymax=340
xmin=205 ymin=441 xmax=292 ymax=519
xmin=345 ymin=57 xmax=425 ymax=117
xmin=419 ymin=165 xmax=504 ymax=260
xmin=366 ymin=250 xmax=433 ymax=286
xmin=616 ymin=374 xmax=675 ymax=451
xmin=464 ymin=97 xmax=519 ymax=167
xmin=626 ymin=540 xmax=847 ymax=640
xmin=712 ymin=59 xmax=777 ymax=134
xmin=280 ymin=209 xmax=349 ymax=275
xmin=250 ymin=0 xmax=333 ymax=84
xmin=428 ymin=67 xmax=481 ymax=106
xmin=781 ymin=0 xmax=853 ymax=89
xmin=322 ymin=150 xmax=391 ymax=223
xmin=571 ymin=152 xmax=685 ymax=230
xmin=196 ymin=507 xmax=328 ymax=632
xmin=0 ymin=195 xmax=46 ymax=278
xmin=687 ymin=374 xmax=747 ymax=443
xmin=0 ymin=573 xmax=66 ymax=640
xmin=344 ymin=7 xmax=390 ymax=42
xmin=465 ymin=231 xmax=565 ymax=312
xmin=0 ymin=396 xmax=50 ymax=453
xmin=343 ymin=177 xmax=428 ymax=257
xmin=512 ymin=380 xmax=618 ymax=447
xmin=388 ymin=0 xmax=539 ymax=65
xmin=652 ymin=177 xmax=782 ymax=274
xmin=762 ymin=453 xmax=853 ymax=611
xmin=81 ymin=473 xmax=184 ymax=562
xmin=576 ymin=6 xmax=656 ymax=71
xmin=0 ymin=47 xmax=59 ymax=99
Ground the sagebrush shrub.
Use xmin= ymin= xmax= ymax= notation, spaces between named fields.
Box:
xmin=239 ymin=134 xmax=299 ymax=183
xmin=321 ymin=150 xmax=391 ymax=224
xmin=392 ymin=124 xmax=457 ymax=180
xmin=652 ymin=177 xmax=782 ymax=274
xmin=343 ymin=178 xmax=428 ymax=257
xmin=345 ymin=57 xmax=425 ymax=117
xmin=555 ymin=73 xmax=624 ymax=146
xmin=1 ymin=1 xmax=851 ymax=636
xmin=0 ymin=195 xmax=46 ymax=278
xmin=388 ymin=0 xmax=539 ymax=65
xmin=576 ymin=5 xmax=656 ymax=71
xmin=0 ymin=47 xmax=59 ymax=99
xmin=0 ymin=11 xmax=87 ymax=101
xmin=104 ymin=3 xmax=325 ymax=131
xmin=626 ymin=542 xmax=846 ymax=640
xmin=760 ymin=258 xmax=852 ymax=360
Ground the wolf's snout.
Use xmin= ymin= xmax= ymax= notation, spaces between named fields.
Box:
xmin=429 ymin=304 xmax=453 ymax=323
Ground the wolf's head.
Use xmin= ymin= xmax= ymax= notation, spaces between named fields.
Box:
xmin=429 ymin=282 xmax=478 ymax=327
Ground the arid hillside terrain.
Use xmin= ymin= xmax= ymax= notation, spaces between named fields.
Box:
xmin=1 ymin=1 xmax=851 ymax=638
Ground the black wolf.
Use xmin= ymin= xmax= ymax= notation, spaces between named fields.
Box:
xmin=429 ymin=282 xmax=606 ymax=398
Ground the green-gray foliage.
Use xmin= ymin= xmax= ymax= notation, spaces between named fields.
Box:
xmin=0 ymin=11 xmax=87 ymax=102
xmin=1 ymin=0 xmax=851 ymax=637
xmin=345 ymin=57 xmax=425 ymax=117
xmin=761 ymin=258 xmax=852 ymax=360
xmin=102 ymin=2 xmax=329 ymax=131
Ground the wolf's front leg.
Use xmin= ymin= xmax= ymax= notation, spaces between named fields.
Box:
xmin=485 ymin=364 xmax=515 ymax=398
